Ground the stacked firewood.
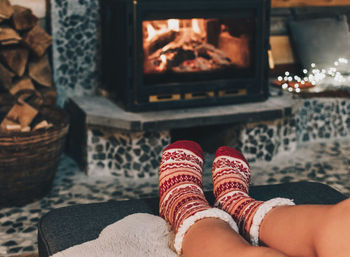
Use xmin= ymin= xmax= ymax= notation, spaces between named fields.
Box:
xmin=0 ymin=0 xmax=56 ymax=133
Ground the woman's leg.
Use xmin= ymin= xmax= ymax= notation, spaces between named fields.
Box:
xmin=160 ymin=141 xmax=288 ymax=257
xmin=210 ymin=145 xmax=350 ymax=257
xmin=159 ymin=140 xmax=238 ymax=255
xmin=260 ymin=198 xmax=350 ymax=257
xmin=183 ymin=217 xmax=288 ymax=257
xmin=211 ymin=146 xmax=294 ymax=245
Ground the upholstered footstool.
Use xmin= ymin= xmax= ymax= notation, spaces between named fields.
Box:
xmin=38 ymin=182 xmax=347 ymax=257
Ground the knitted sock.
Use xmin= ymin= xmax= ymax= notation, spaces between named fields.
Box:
xmin=159 ymin=140 xmax=238 ymax=255
xmin=212 ymin=146 xmax=294 ymax=245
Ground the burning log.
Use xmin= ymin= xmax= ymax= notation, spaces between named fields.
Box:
xmin=145 ymin=30 xmax=178 ymax=55
xmin=143 ymin=18 xmax=237 ymax=74
xmin=146 ymin=40 xmax=232 ymax=73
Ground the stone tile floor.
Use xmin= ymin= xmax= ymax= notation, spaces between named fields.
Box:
xmin=1 ymin=138 xmax=350 ymax=256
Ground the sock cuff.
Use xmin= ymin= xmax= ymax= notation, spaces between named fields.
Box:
xmin=174 ymin=208 xmax=238 ymax=255
xmin=249 ymin=198 xmax=295 ymax=246
xmin=164 ymin=140 xmax=204 ymax=160
xmin=214 ymin=146 xmax=248 ymax=166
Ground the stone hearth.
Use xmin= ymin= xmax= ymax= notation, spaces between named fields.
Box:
xmin=65 ymin=88 xmax=295 ymax=177
xmin=66 ymin=88 xmax=350 ymax=181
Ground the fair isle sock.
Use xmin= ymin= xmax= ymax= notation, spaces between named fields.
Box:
xmin=212 ymin=146 xmax=294 ymax=245
xmin=159 ymin=140 xmax=238 ymax=255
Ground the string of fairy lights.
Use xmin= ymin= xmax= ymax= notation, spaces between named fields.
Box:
xmin=276 ymin=57 xmax=350 ymax=93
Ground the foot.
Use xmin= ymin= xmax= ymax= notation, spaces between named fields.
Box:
xmin=212 ymin=146 xmax=294 ymax=245
xmin=159 ymin=141 xmax=238 ymax=254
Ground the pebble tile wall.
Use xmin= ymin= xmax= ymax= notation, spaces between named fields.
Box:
xmin=51 ymin=0 xmax=100 ymax=106
xmin=296 ymin=99 xmax=350 ymax=143
xmin=87 ymin=127 xmax=171 ymax=177
xmin=239 ymin=98 xmax=350 ymax=163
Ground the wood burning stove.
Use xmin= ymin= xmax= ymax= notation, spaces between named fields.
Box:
xmin=100 ymin=0 xmax=271 ymax=111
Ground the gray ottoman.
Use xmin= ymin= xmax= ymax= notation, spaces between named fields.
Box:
xmin=37 ymin=182 xmax=347 ymax=257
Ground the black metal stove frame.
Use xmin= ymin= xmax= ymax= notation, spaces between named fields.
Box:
xmin=101 ymin=0 xmax=271 ymax=111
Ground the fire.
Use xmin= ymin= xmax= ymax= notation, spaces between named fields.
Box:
xmin=160 ymin=54 xmax=167 ymax=64
xmin=192 ymin=19 xmax=200 ymax=34
xmin=146 ymin=24 xmax=157 ymax=41
xmin=143 ymin=18 xmax=250 ymax=74
xmin=155 ymin=54 xmax=167 ymax=71
xmin=144 ymin=18 xmax=204 ymax=42
xmin=168 ymin=19 xmax=179 ymax=31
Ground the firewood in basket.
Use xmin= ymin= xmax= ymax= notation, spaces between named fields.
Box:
xmin=0 ymin=92 xmax=15 ymax=106
xmin=33 ymin=120 xmax=52 ymax=131
xmin=0 ymin=26 xmax=21 ymax=45
xmin=28 ymin=54 xmax=52 ymax=87
xmin=0 ymin=61 xmax=15 ymax=90
xmin=9 ymin=77 xmax=35 ymax=95
xmin=12 ymin=5 xmax=38 ymax=31
xmin=0 ymin=0 xmax=14 ymax=20
xmin=22 ymin=24 xmax=52 ymax=57
xmin=39 ymin=87 xmax=57 ymax=106
xmin=15 ymin=89 xmax=43 ymax=108
xmin=0 ymin=46 xmax=29 ymax=76
xmin=0 ymin=118 xmax=21 ymax=132
xmin=20 ymin=126 xmax=30 ymax=132
xmin=2 ymin=99 xmax=38 ymax=128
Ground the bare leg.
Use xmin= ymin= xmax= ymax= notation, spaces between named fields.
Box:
xmin=260 ymin=198 xmax=350 ymax=257
xmin=183 ymin=218 xmax=289 ymax=257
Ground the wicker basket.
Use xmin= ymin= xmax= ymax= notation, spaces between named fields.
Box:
xmin=0 ymin=106 xmax=69 ymax=206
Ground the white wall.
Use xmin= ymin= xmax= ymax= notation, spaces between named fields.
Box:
xmin=9 ymin=0 xmax=46 ymax=18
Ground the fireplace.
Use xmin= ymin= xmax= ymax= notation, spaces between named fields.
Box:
xmin=100 ymin=0 xmax=271 ymax=111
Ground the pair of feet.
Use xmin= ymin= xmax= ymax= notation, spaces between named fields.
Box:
xmin=159 ymin=140 xmax=294 ymax=255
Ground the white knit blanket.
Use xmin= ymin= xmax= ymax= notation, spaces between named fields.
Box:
xmin=52 ymin=213 xmax=177 ymax=257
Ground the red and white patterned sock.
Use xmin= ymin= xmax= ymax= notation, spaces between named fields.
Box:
xmin=159 ymin=140 xmax=238 ymax=254
xmin=212 ymin=146 xmax=294 ymax=245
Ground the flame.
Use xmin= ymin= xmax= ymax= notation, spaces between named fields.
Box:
xmin=168 ymin=19 xmax=179 ymax=31
xmin=155 ymin=54 xmax=167 ymax=71
xmin=144 ymin=18 xmax=204 ymax=43
xmin=146 ymin=24 xmax=157 ymax=41
xmin=160 ymin=54 xmax=167 ymax=64
xmin=192 ymin=19 xmax=200 ymax=34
